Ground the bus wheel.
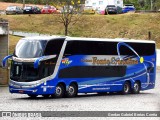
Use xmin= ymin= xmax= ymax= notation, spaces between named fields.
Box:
xmin=66 ymin=83 xmax=77 ymax=98
xmin=121 ymin=81 xmax=131 ymax=95
xmin=42 ymin=94 xmax=50 ymax=98
xmin=97 ymin=92 xmax=108 ymax=95
xmin=132 ymin=81 xmax=140 ymax=94
xmin=28 ymin=94 xmax=38 ymax=98
xmin=52 ymin=84 xmax=65 ymax=98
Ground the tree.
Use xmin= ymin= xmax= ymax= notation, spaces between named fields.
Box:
xmin=53 ymin=0 xmax=82 ymax=36
xmin=153 ymin=0 xmax=160 ymax=10
xmin=138 ymin=0 xmax=145 ymax=8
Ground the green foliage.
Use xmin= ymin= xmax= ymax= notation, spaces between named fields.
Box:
xmin=123 ymin=0 xmax=160 ymax=10
xmin=4 ymin=14 xmax=160 ymax=50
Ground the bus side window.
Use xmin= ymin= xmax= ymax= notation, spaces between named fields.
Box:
xmin=63 ymin=41 xmax=73 ymax=56
xmin=64 ymin=41 xmax=118 ymax=56
xmin=42 ymin=39 xmax=64 ymax=77
xmin=44 ymin=39 xmax=64 ymax=55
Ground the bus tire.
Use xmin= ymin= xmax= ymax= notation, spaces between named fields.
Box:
xmin=66 ymin=83 xmax=77 ymax=98
xmin=132 ymin=81 xmax=140 ymax=94
xmin=52 ymin=84 xmax=65 ymax=98
xmin=28 ymin=94 xmax=38 ymax=98
xmin=121 ymin=81 xmax=131 ymax=95
xmin=42 ymin=94 xmax=50 ymax=98
xmin=97 ymin=92 xmax=108 ymax=95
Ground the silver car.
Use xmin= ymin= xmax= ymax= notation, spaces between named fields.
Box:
xmin=6 ymin=6 xmax=23 ymax=15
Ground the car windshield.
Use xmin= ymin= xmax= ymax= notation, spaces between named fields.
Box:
xmin=107 ymin=5 xmax=116 ymax=8
xmin=34 ymin=6 xmax=38 ymax=9
xmin=124 ymin=5 xmax=134 ymax=7
xmin=43 ymin=6 xmax=50 ymax=9
xmin=24 ymin=6 xmax=32 ymax=9
xmin=84 ymin=6 xmax=92 ymax=10
xmin=15 ymin=39 xmax=47 ymax=58
xmin=125 ymin=4 xmax=134 ymax=6
xmin=6 ymin=6 xmax=16 ymax=10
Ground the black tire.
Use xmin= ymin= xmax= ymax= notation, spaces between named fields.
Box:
xmin=66 ymin=83 xmax=78 ymax=98
xmin=121 ymin=81 xmax=131 ymax=95
xmin=132 ymin=81 xmax=140 ymax=94
xmin=97 ymin=92 xmax=108 ymax=95
xmin=28 ymin=94 xmax=38 ymax=98
xmin=105 ymin=10 xmax=108 ymax=15
xmin=52 ymin=84 xmax=65 ymax=98
xmin=42 ymin=94 xmax=51 ymax=98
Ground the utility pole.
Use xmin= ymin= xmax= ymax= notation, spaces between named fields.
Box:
xmin=23 ymin=0 xmax=25 ymax=8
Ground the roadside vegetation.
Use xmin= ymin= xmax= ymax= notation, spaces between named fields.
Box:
xmin=9 ymin=35 xmax=22 ymax=54
xmin=0 ymin=0 xmax=159 ymax=10
xmin=3 ymin=13 xmax=160 ymax=53
xmin=2 ymin=13 xmax=159 ymax=37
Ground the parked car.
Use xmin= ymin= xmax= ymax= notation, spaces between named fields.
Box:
xmin=33 ymin=6 xmax=41 ymax=14
xmin=6 ymin=6 xmax=23 ymax=15
xmin=82 ymin=6 xmax=95 ymax=14
xmin=122 ymin=4 xmax=135 ymax=13
xmin=41 ymin=5 xmax=57 ymax=14
xmin=23 ymin=6 xmax=41 ymax=14
xmin=105 ymin=5 xmax=117 ymax=14
xmin=60 ymin=5 xmax=74 ymax=13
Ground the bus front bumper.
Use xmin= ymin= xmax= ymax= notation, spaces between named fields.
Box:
xmin=9 ymin=80 xmax=55 ymax=95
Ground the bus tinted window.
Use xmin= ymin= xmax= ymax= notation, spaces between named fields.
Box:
xmin=44 ymin=39 xmax=64 ymax=55
xmin=119 ymin=42 xmax=155 ymax=56
xmin=64 ymin=41 xmax=155 ymax=56
xmin=64 ymin=41 xmax=118 ymax=55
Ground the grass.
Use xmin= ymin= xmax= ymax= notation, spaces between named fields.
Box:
xmin=1 ymin=13 xmax=160 ymax=51
xmin=9 ymin=35 xmax=22 ymax=54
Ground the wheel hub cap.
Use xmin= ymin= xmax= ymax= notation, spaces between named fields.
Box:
xmin=134 ymin=84 xmax=138 ymax=91
xmin=68 ymin=86 xmax=74 ymax=95
xmin=124 ymin=84 xmax=129 ymax=92
xmin=56 ymin=87 xmax=62 ymax=95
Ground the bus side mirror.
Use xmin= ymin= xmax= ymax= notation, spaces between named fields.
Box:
xmin=34 ymin=56 xmax=44 ymax=69
xmin=1 ymin=55 xmax=13 ymax=68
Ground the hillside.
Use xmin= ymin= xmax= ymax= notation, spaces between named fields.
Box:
xmin=0 ymin=13 xmax=160 ymax=52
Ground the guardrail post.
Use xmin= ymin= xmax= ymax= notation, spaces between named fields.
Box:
xmin=148 ymin=31 xmax=151 ymax=40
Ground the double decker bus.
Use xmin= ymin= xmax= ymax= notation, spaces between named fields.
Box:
xmin=2 ymin=36 xmax=156 ymax=98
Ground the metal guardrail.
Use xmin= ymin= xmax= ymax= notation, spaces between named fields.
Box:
xmin=9 ymin=31 xmax=52 ymax=37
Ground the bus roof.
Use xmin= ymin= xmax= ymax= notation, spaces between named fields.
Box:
xmin=20 ymin=36 xmax=155 ymax=44
xmin=21 ymin=36 xmax=66 ymax=41
xmin=65 ymin=37 xmax=155 ymax=44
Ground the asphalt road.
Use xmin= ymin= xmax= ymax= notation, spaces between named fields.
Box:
xmin=0 ymin=71 xmax=160 ymax=120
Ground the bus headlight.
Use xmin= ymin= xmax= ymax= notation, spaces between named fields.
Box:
xmin=32 ymin=89 xmax=38 ymax=93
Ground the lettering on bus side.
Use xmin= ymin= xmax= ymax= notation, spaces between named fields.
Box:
xmin=81 ymin=57 xmax=138 ymax=65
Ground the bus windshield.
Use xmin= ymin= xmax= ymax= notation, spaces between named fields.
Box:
xmin=15 ymin=39 xmax=47 ymax=58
